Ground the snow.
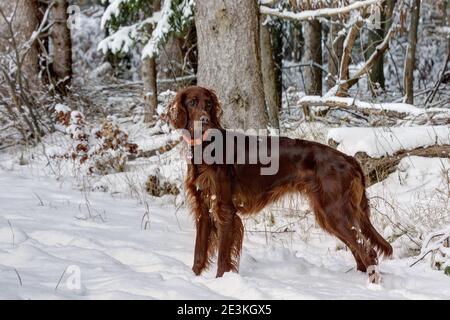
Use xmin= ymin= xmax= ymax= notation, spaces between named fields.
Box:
xmin=98 ymin=14 xmax=162 ymax=55
xmin=327 ymin=126 xmax=450 ymax=158
xmin=71 ymin=6 xmax=107 ymax=85
xmin=100 ymin=0 xmax=130 ymax=30
xmin=1 ymin=158 xmax=450 ymax=299
xmin=54 ymin=103 xmax=70 ymax=113
xmin=299 ymin=95 xmax=450 ymax=116
xmin=368 ymin=156 xmax=450 ymax=257
xmin=141 ymin=0 xmax=173 ymax=59
xmin=260 ymin=0 xmax=383 ymax=21
xmin=98 ymin=25 xmax=136 ymax=55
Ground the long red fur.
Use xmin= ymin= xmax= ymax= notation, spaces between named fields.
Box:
xmin=167 ymin=86 xmax=392 ymax=279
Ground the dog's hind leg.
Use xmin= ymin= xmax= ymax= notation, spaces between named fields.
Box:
xmin=309 ymin=192 xmax=378 ymax=278
xmin=323 ymin=203 xmax=382 ymax=282
xmin=334 ymin=232 xmax=367 ymax=272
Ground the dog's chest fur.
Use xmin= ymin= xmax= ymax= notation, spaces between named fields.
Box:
xmin=190 ymin=164 xmax=257 ymax=215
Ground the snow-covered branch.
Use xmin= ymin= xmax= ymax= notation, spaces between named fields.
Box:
xmin=299 ymin=95 xmax=425 ymax=118
xmin=100 ymin=0 xmax=128 ymax=29
xmin=298 ymin=95 xmax=450 ymax=125
xmin=141 ymin=0 xmax=174 ymax=59
xmin=260 ymin=0 xmax=384 ymax=21
xmin=141 ymin=0 xmax=194 ymax=59
xmin=411 ymin=227 xmax=450 ymax=271
xmin=98 ymin=13 xmax=161 ymax=54
xmin=99 ymin=0 xmax=194 ymax=58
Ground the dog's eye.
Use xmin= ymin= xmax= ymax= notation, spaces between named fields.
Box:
xmin=187 ymin=99 xmax=197 ymax=108
xmin=206 ymin=100 xmax=212 ymax=109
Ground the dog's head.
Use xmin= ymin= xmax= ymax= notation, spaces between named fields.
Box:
xmin=165 ymin=86 xmax=222 ymax=139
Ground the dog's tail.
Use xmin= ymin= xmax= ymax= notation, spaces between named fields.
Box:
xmin=359 ymin=189 xmax=393 ymax=258
xmin=349 ymin=158 xmax=393 ymax=258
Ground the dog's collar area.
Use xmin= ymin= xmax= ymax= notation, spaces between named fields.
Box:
xmin=182 ymin=130 xmax=209 ymax=146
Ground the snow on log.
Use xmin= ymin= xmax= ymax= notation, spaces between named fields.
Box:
xmin=327 ymin=126 xmax=450 ymax=158
xmin=260 ymin=0 xmax=383 ymax=21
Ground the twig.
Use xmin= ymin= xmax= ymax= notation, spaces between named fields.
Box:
xmin=7 ymin=220 xmax=15 ymax=247
xmin=14 ymin=268 xmax=22 ymax=286
xmin=245 ymin=229 xmax=296 ymax=234
xmin=424 ymin=51 xmax=450 ymax=107
xmin=55 ymin=266 xmax=68 ymax=291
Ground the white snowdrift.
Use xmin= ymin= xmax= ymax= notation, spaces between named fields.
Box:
xmin=327 ymin=126 xmax=450 ymax=158
xmin=1 ymin=165 xmax=450 ymax=299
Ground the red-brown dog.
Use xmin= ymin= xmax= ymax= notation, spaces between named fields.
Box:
xmin=166 ymin=86 xmax=392 ymax=281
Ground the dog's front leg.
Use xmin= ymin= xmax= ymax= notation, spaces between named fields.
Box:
xmin=192 ymin=203 xmax=216 ymax=275
xmin=215 ymin=203 xmax=244 ymax=278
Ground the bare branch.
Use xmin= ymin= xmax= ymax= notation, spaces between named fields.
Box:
xmin=337 ymin=24 xmax=396 ymax=96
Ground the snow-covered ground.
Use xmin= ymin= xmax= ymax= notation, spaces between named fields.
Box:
xmin=1 ymin=159 xmax=449 ymax=299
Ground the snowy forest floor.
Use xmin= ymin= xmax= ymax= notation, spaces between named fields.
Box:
xmin=0 ymin=81 xmax=449 ymax=298
xmin=1 ymin=164 xmax=450 ymax=299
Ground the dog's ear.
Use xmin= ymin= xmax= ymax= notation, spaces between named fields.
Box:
xmin=166 ymin=93 xmax=187 ymax=129
xmin=209 ymin=89 xmax=223 ymax=127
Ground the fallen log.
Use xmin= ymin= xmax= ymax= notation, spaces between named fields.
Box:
xmin=344 ymin=145 xmax=450 ymax=186
xmin=299 ymin=96 xmax=450 ymax=125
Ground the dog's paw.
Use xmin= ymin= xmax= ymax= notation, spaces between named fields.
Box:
xmin=367 ymin=265 xmax=382 ymax=284
xmin=192 ymin=264 xmax=204 ymax=276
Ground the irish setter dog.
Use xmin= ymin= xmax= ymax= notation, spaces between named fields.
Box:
xmin=166 ymin=86 xmax=392 ymax=281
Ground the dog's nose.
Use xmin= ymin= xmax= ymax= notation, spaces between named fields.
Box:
xmin=200 ymin=116 xmax=209 ymax=124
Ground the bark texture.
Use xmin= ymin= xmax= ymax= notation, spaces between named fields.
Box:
xmin=366 ymin=8 xmax=386 ymax=94
xmin=0 ymin=0 xmax=41 ymax=84
xmin=403 ymin=0 xmax=420 ymax=104
xmin=51 ymin=0 xmax=72 ymax=92
xmin=302 ymin=20 xmax=322 ymax=95
xmin=142 ymin=0 xmax=160 ymax=123
xmin=142 ymin=56 xmax=158 ymax=122
xmin=195 ymin=0 xmax=268 ymax=130
xmin=260 ymin=20 xmax=280 ymax=128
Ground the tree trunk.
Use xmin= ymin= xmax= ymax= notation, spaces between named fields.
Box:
xmin=142 ymin=55 xmax=158 ymax=123
xmin=385 ymin=0 xmax=396 ymax=30
xmin=158 ymin=36 xmax=184 ymax=80
xmin=327 ymin=20 xmax=344 ymax=90
xmin=51 ymin=0 xmax=72 ymax=93
xmin=366 ymin=7 xmax=386 ymax=95
xmin=0 ymin=0 xmax=41 ymax=85
xmin=142 ymin=0 xmax=160 ymax=123
xmin=195 ymin=0 xmax=268 ymax=130
xmin=289 ymin=23 xmax=303 ymax=62
xmin=443 ymin=0 xmax=450 ymax=59
xmin=260 ymin=20 xmax=280 ymax=128
xmin=403 ymin=0 xmax=421 ymax=104
xmin=271 ymin=21 xmax=283 ymax=113
xmin=302 ymin=20 xmax=322 ymax=95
